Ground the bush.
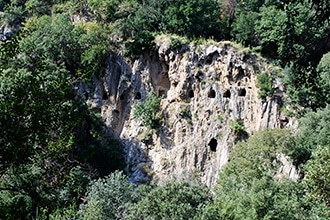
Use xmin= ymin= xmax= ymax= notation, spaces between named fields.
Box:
xmin=230 ymin=119 xmax=245 ymax=133
xmin=200 ymin=129 xmax=329 ymax=220
xmin=79 ymin=171 xmax=133 ymax=220
xmin=292 ymin=105 xmax=330 ymax=165
xmin=317 ymin=51 xmax=330 ymax=103
xmin=257 ymin=72 xmax=274 ymax=99
xmin=133 ymin=92 xmax=161 ymax=129
xmin=127 ymin=181 xmax=210 ymax=220
xmin=304 ymin=145 xmax=330 ymax=205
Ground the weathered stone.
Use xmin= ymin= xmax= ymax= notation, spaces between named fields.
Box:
xmin=80 ymin=41 xmax=298 ymax=186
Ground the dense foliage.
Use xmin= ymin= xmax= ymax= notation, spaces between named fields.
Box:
xmin=1 ymin=0 xmax=330 ymax=219
xmin=133 ymin=92 xmax=161 ymax=129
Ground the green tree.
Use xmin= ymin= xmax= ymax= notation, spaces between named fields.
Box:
xmin=79 ymin=171 xmax=133 ymax=220
xmin=304 ymin=145 xmax=330 ymax=206
xmin=87 ymin=0 xmax=120 ymax=22
xmin=163 ymin=0 xmax=225 ymax=39
xmin=0 ymin=12 xmax=122 ymax=218
xmin=317 ymin=52 xmax=330 ymax=103
xmin=291 ymin=105 xmax=330 ymax=165
xmin=200 ymin=129 xmax=329 ymax=219
xmin=255 ymin=5 xmax=288 ymax=58
xmin=128 ymin=180 xmax=210 ymax=220
xmin=230 ymin=0 xmax=264 ymax=47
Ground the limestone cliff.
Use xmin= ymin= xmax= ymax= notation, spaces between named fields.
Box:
xmin=80 ymin=39 xmax=297 ymax=186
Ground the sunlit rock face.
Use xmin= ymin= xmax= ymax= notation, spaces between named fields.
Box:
xmin=82 ymin=40 xmax=297 ymax=186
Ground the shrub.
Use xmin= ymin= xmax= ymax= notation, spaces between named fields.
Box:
xmin=257 ymin=72 xmax=274 ymax=99
xmin=230 ymin=120 xmax=245 ymax=133
xmin=304 ymin=145 xmax=330 ymax=205
xmin=79 ymin=171 xmax=133 ymax=220
xmin=127 ymin=181 xmax=210 ymax=220
xmin=133 ymin=92 xmax=161 ymax=129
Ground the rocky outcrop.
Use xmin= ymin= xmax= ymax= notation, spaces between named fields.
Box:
xmin=83 ymin=39 xmax=297 ymax=186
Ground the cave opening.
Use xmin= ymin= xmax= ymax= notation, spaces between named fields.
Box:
xmin=189 ymin=90 xmax=194 ymax=98
xmin=135 ymin=92 xmax=141 ymax=100
xmin=208 ymin=138 xmax=217 ymax=152
xmin=206 ymin=57 xmax=213 ymax=65
xmin=238 ymin=88 xmax=246 ymax=97
xmin=223 ymin=90 xmax=231 ymax=98
xmin=158 ymin=89 xmax=166 ymax=97
xmin=208 ymin=89 xmax=216 ymax=98
xmin=102 ymin=91 xmax=108 ymax=100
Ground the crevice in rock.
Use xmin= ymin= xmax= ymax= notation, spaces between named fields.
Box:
xmin=208 ymin=138 xmax=217 ymax=152
xmin=158 ymin=89 xmax=166 ymax=97
xmin=223 ymin=89 xmax=231 ymax=98
xmin=189 ymin=90 xmax=194 ymax=98
xmin=102 ymin=90 xmax=108 ymax=100
xmin=135 ymin=92 xmax=141 ymax=100
xmin=208 ymin=89 xmax=216 ymax=98
xmin=206 ymin=57 xmax=213 ymax=65
xmin=280 ymin=116 xmax=289 ymax=128
xmin=238 ymin=88 xmax=246 ymax=97
xmin=196 ymin=70 xmax=204 ymax=82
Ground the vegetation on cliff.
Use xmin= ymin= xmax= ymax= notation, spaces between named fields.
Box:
xmin=0 ymin=0 xmax=330 ymax=219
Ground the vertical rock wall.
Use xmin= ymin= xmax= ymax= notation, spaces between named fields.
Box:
xmin=85 ymin=41 xmax=295 ymax=186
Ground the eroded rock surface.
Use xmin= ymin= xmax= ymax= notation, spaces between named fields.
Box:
xmin=82 ymin=41 xmax=297 ymax=186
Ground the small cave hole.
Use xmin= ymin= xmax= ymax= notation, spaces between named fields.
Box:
xmin=113 ymin=109 xmax=119 ymax=115
xmin=238 ymin=88 xmax=246 ymax=97
xmin=120 ymin=94 xmax=125 ymax=100
xmin=135 ymin=92 xmax=141 ymax=100
xmin=238 ymin=66 xmax=244 ymax=76
xmin=158 ymin=89 xmax=166 ymax=97
xmin=206 ymin=57 xmax=213 ymax=65
xmin=102 ymin=91 xmax=108 ymax=100
xmin=223 ymin=90 xmax=231 ymax=98
xmin=84 ymin=92 xmax=89 ymax=100
xmin=188 ymin=90 xmax=194 ymax=98
xmin=208 ymin=138 xmax=218 ymax=152
xmin=208 ymin=89 xmax=216 ymax=98
xmin=280 ymin=117 xmax=289 ymax=128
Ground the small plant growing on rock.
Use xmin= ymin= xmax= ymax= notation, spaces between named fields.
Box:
xmin=133 ymin=92 xmax=161 ymax=129
xmin=179 ymin=106 xmax=193 ymax=125
xmin=193 ymin=112 xmax=198 ymax=120
xmin=217 ymin=131 xmax=223 ymax=139
xmin=137 ymin=129 xmax=153 ymax=143
xmin=217 ymin=114 xmax=224 ymax=123
xmin=230 ymin=119 xmax=248 ymax=142
xmin=257 ymin=72 xmax=274 ymax=99
xmin=230 ymin=120 xmax=245 ymax=133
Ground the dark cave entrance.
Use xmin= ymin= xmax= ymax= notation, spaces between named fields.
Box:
xmin=208 ymin=138 xmax=218 ymax=152
xmin=135 ymin=92 xmax=141 ymax=100
xmin=238 ymin=88 xmax=246 ymax=97
xmin=102 ymin=91 xmax=108 ymax=100
xmin=208 ymin=89 xmax=216 ymax=98
xmin=223 ymin=90 xmax=231 ymax=98
xmin=189 ymin=90 xmax=194 ymax=98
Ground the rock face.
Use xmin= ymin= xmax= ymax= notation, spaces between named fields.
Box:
xmin=83 ymin=40 xmax=296 ymax=186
